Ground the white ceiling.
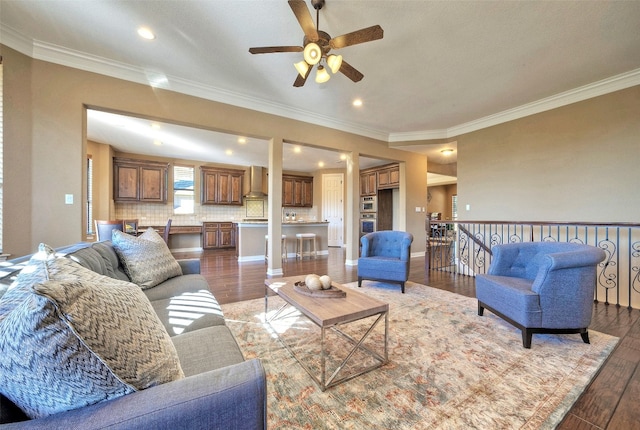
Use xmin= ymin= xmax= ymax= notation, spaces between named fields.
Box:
xmin=3 ymin=0 xmax=640 ymax=173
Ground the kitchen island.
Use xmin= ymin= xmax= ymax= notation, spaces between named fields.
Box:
xmin=236 ymin=221 xmax=329 ymax=262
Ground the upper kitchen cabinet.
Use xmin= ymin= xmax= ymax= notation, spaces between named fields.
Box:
xmin=359 ymin=170 xmax=377 ymax=196
xmin=283 ymin=174 xmax=313 ymax=207
xmin=114 ymin=158 xmax=168 ymax=203
xmin=377 ymin=164 xmax=400 ymax=189
xmin=201 ymin=167 xmax=244 ymax=205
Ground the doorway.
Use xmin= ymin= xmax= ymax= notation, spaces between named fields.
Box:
xmin=322 ymin=173 xmax=344 ymax=247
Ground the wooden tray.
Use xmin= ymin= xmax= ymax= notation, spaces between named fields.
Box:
xmin=294 ymin=281 xmax=346 ymax=298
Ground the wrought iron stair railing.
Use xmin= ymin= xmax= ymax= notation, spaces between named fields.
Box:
xmin=426 ymin=220 xmax=640 ymax=309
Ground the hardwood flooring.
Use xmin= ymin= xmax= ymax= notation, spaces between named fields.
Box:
xmin=176 ymin=247 xmax=640 ymax=429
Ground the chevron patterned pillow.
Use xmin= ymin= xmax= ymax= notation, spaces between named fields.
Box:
xmin=0 ymin=277 xmax=184 ymax=419
xmin=112 ymin=229 xmax=182 ymax=289
xmin=0 ymin=243 xmax=56 ymax=323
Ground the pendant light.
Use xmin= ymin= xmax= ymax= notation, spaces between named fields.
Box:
xmin=327 ymin=54 xmax=343 ymax=74
xmin=315 ymin=65 xmax=330 ymax=83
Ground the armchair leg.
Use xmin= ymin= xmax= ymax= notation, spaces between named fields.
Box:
xmin=401 ymin=282 xmax=405 ymax=294
xmin=358 ymin=277 xmax=362 ymax=287
xmin=478 ymin=303 xmax=485 ymax=316
xmin=522 ymin=329 xmax=533 ymax=349
xmin=580 ymin=330 xmax=590 ymax=344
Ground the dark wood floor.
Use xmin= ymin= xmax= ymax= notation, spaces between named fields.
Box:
xmin=176 ymin=248 xmax=640 ymax=429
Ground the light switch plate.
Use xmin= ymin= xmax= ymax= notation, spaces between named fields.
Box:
xmin=65 ymin=194 xmax=74 ymax=204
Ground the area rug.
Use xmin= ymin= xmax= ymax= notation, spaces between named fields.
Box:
xmin=221 ymin=281 xmax=618 ymax=429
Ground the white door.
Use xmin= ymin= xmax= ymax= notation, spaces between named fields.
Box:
xmin=322 ymin=173 xmax=344 ymax=247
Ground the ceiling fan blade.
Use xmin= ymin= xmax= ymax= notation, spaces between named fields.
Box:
xmin=293 ymin=65 xmax=312 ymax=87
xmin=339 ymin=60 xmax=364 ymax=83
xmin=330 ymin=25 xmax=383 ymax=50
xmin=249 ymin=46 xmax=303 ymax=54
xmin=288 ymin=0 xmax=319 ymax=42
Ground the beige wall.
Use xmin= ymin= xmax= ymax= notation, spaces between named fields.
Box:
xmin=456 ymin=86 xmax=640 ymax=222
xmin=3 ymin=46 xmax=428 ymax=257
xmin=428 ymin=184 xmax=457 ymax=220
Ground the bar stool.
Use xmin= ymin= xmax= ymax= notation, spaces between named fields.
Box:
xmin=296 ymin=233 xmax=317 ymax=260
xmin=265 ymin=234 xmax=287 ymax=263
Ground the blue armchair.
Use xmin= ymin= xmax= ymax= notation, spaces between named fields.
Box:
xmin=358 ymin=231 xmax=413 ymax=293
xmin=475 ymin=242 xmax=606 ymax=348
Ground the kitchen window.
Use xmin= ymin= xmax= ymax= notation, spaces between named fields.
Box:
xmin=174 ymin=165 xmax=194 ymax=214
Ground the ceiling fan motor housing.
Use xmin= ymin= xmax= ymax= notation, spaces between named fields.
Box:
xmin=311 ymin=0 xmax=325 ymax=10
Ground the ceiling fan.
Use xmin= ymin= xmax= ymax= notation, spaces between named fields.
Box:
xmin=249 ymin=0 xmax=384 ymax=87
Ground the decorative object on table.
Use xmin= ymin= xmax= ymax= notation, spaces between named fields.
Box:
xmin=294 ymin=274 xmax=346 ymax=297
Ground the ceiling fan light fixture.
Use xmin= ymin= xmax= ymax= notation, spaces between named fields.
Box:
xmin=294 ymin=60 xmax=310 ymax=78
xmin=303 ymin=42 xmax=322 ymax=65
xmin=327 ymin=54 xmax=343 ymax=74
xmin=315 ymin=65 xmax=331 ymax=83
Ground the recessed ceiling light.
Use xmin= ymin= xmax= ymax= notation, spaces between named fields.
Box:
xmin=137 ymin=27 xmax=156 ymax=40
xmin=225 ymin=149 xmax=233 ymax=156
xmin=153 ymin=140 xmax=162 ymax=146
xmin=318 ymin=161 xmax=325 ymax=168
xmin=340 ymin=154 xmax=347 ymax=161
xmin=151 ymin=123 xmax=161 ymax=129
xmin=353 ymin=99 xmax=363 ymax=107
xmin=237 ymin=137 xmax=247 ymax=144
xmin=441 ymin=149 xmax=455 ymax=156
xmin=293 ymin=146 xmax=302 ymax=154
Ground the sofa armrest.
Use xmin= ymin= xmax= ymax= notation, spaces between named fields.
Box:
xmin=2 ymin=359 xmax=266 ymax=430
xmin=177 ymin=258 xmax=201 ymax=275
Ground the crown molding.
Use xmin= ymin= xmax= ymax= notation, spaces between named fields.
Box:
xmin=3 ymin=24 xmax=639 ymax=144
xmin=0 ymin=25 xmax=34 ymax=57
xmin=2 ymin=24 xmax=388 ymax=142
xmin=389 ymin=68 xmax=640 ymax=142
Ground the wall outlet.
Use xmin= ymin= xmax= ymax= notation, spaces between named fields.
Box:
xmin=466 ymin=204 xmax=471 ymax=211
xmin=65 ymin=194 xmax=73 ymax=204
xmin=415 ymin=206 xmax=421 ymax=213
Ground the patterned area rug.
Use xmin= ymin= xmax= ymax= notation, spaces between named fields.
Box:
xmin=221 ymin=281 xmax=618 ymax=429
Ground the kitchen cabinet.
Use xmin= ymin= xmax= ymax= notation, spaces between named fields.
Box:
xmin=114 ymin=158 xmax=168 ymax=203
xmin=283 ymin=175 xmax=313 ymax=207
xmin=360 ymin=163 xmax=400 ymax=196
xmin=201 ymin=167 xmax=244 ymax=205
xmin=377 ymin=165 xmax=400 ymax=189
xmin=203 ymin=222 xmax=236 ymax=249
xmin=359 ymin=171 xmax=377 ymax=196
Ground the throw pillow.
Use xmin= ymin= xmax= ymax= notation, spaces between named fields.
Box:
xmin=0 ymin=243 xmax=56 ymax=323
xmin=0 ymin=277 xmax=184 ymax=419
xmin=112 ymin=229 xmax=182 ymax=289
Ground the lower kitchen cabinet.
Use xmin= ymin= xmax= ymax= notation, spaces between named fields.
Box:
xmin=203 ymin=222 xmax=236 ymax=249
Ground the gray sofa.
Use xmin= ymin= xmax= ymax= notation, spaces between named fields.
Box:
xmin=0 ymin=241 xmax=266 ymax=429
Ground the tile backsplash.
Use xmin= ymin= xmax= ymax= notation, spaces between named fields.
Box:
xmin=115 ymin=202 xmax=318 ymax=226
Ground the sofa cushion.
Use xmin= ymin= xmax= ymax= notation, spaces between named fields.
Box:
xmin=151 ymin=290 xmax=226 ymax=336
xmin=90 ymin=241 xmax=131 ymax=281
xmin=112 ymin=228 xmax=182 ymax=289
xmin=0 ymin=276 xmax=184 ymax=419
xmin=66 ymin=245 xmax=109 ymax=276
xmin=172 ymin=326 xmax=245 ymax=376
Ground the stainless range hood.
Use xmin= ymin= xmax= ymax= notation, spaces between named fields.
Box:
xmin=244 ymin=166 xmax=267 ymax=199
